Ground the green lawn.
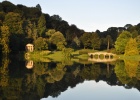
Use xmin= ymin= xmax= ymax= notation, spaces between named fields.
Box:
xmin=116 ymin=54 xmax=140 ymax=61
xmin=26 ymin=49 xmax=140 ymax=62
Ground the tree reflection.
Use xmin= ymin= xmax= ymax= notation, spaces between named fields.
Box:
xmin=124 ymin=60 xmax=139 ymax=78
xmin=0 ymin=57 xmax=9 ymax=87
xmin=1 ymin=57 xmax=140 ymax=100
xmin=79 ymin=64 xmax=101 ymax=80
xmin=115 ymin=60 xmax=131 ymax=84
xmin=115 ymin=60 xmax=140 ymax=90
xmin=46 ymin=63 xmax=66 ymax=83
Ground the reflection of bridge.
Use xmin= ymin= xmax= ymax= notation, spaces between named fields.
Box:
xmin=88 ymin=52 xmax=116 ymax=62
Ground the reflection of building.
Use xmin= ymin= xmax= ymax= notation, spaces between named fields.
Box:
xmin=26 ymin=60 xmax=34 ymax=69
xmin=26 ymin=44 xmax=34 ymax=52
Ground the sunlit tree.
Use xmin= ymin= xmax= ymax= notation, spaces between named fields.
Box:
xmin=124 ymin=38 xmax=139 ymax=56
xmin=115 ymin=31 xmax=131 ymax=54
xmin=0 ymin=26 xmax=10 ymax=55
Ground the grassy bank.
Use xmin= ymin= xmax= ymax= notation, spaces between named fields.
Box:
xmin=116 ymin=54 xmax=140 ymax=61
xmin=25 ymin=50 xmax=51 ymax=62
xmin=25 ymin=49 xmax=140 ymax=63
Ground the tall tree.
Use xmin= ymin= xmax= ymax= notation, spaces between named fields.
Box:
xmin=91 ymin=33 xmax=101 ymax=50
xmin=49 ymin=31 xmax=66 ymax=50
xmin=0 ymin=26 xmax=10 ymax=55
xmin=3 ymin=12 xmax=23 ymax=34
xmin=37 ymin=14 xmax=46 ymax=37
xmin=103 ymin=35 xmax=113 ymax=51
xmin=115 ymin=31 xmax=132 ymax=54
xmin=124 ymin=38 xmax=139 ymax=56
xmin=136 ymin=35 xmax=140 ymax=52
xmin=80 ymin=32 xmax=91 ymax=49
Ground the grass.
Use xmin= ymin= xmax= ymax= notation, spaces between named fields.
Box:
xmin=25 ymin=50 xmax=51 ymax=62
xmin=116 ymin=54 xmax=140 ymax=61
xmin=46 ymin=51 xmax=64 ymax=62
xmin=25 ymin=49 xmax=140 ymax=63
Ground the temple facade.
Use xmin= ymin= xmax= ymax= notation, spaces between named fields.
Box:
xmin=26 ymin=44 xmax=34 ymax=52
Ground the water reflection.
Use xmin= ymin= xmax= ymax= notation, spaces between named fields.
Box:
xmin=44 ymin=81 xmax=140 ymax=100
xmin=26 ymin=60 xmax=34 ymax=69
xmin=0 ymin=56 xmax=140 ymax=100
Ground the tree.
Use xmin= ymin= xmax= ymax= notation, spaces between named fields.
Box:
xmin=124 ymin=24 xmax=133 ymax=30
xmin=91 ymin=33 xmax=101 ymax=50
xmin=51 ymin=15 xmax=62 ymax=21
xmin=136 ymin=35 xmax=140 ymax=52
xmin=71 ymin=36 xmax=80 ymax=49
xmin=124 ymin=38 xmax=139 ymax=56
xmin=124 ymin=60 xmax=139 ymax=78
xmin=1 ymin=1 xmax=17 ymax=13
xmin=37 ymin=14 xmax=46 ymax=37
xmin=107 ymin=27 xmax=119 ymax=41
xmin=36 ymin=4 xmax=42 ymax=11
xmin=115 ymin=61 xmax=131 ymax=84
xmin=80 ymin=32 xmax=91 ymax=49
xmin=0 ymin=57 xmax=10 ymax=86
xmin=24 ymin=20 xmax=38 ymax=40
xmin=34 ymin=37 xmax=48 ymax=50
xmin=3 ymin=12 xmax=23 ymax=34
xmin=115 ymin=31 xmax=132 ymax=54
xmin=46 ymin=29 xmax=55 ymax=37
xmin=0 ymin=26 xmax=10 ymax=55
xmin=131 ymin=30 xmax=138 ymax=38
xmin=49 ymin=31 xmax=66 ymax=50
xmin=101 ymin=35 xmax=113 ymax=51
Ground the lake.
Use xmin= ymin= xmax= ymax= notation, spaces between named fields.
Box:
xmin=0 ymin=56 xmax=140 ymax=100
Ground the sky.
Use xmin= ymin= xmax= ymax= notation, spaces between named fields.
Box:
xmin=1 ymin=0 xmax=140 ymax=32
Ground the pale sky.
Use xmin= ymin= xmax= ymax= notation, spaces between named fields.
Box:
xmin=1 ymin=0 xmax=140 ymax=32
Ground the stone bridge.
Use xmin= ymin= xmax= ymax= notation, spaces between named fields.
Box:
xmin=88 ymin=52 xmax=116 ymax=62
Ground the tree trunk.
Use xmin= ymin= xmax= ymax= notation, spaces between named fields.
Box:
xmin=107 ymin=38 xmax=109 ymax=52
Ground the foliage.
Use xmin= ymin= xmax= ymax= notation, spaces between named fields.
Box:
xmin=80 ymin=32 xmax=91 ymax=49
xmin=49 ymin=30 xmax=66 ymax=50
xmin=37 ymin=14 xmax=46 ymax=37
xmin=62 ymin=48 xmax=74 ymax=57
xmin=46 ymin=63 xmax=65 ymax=83
xmin=3 ymin=12 xmax=23 ymax=34
xmin=79 ymin=64 xmax=101 ymax=80
xmin=124 ymin=60 xmax=139 ymax=78
xmin=115 ymin=31 xmax=132 ymax=54
xmin=115 ymin=61 xmax=131 ymax=84
xmin=136 ymin=35 xmax=140 ymax=52
xmin=124 ymin=38 xmax=139 ymax=56
xmin=0 ymin=57 xmax=9 ymax=87
xmin=34 ymin=37 xmax=48 ymax=50
xmin=0 ymin=26 xmax=10 ymax=55
xmin=91 ymin=33 xmax=101 ymax=50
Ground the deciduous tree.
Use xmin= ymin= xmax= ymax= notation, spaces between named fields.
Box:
xmin=0 ymin=26 xmax=10 ymax=55
xmin=3 ymin=12 xmax=23 ymax=34
xmin=37 ymin=14 xmax=46 ymax=37
xmin=124 ymin=38 xmax=139 ymax=56
xmin=115 ymin=31 xmax=131 ymax=54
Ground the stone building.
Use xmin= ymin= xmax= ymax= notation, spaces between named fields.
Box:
xmin=26 ymin=44 xmax=34 ymax=52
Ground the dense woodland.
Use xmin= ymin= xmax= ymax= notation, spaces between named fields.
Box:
xmin=0 ymin=1 xmax=140 ymax=56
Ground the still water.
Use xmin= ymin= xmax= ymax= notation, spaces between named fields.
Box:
xmin=0 ymin=57 xmax=140 ymax=100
